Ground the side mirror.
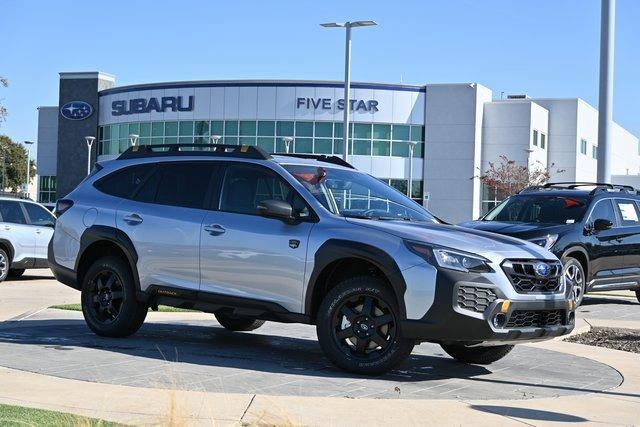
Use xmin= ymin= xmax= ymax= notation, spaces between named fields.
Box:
xmin=593 ymin=218 xmax=613 ymax=232
xmin=257 ymin=199 xmax=294 ymax=221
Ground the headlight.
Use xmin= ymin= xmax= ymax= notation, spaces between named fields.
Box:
xmin=528 ymin=234 xmax=558 ymax=250
xmin=404 ymin=241 xmax=492 ymax=273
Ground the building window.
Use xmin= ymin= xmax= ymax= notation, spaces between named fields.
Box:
xmin=533 ymin=129 xmax=538 ymax=146
xmin=481 ymin=184 xmax=510 ymax=215
xmin=38 ymin=176 xmax=57 ymax=203
xmin=592 ymin=145 xmax=598 ymax=159
xmin=98 ymin=120 xmax=425 ymax=159
xmin=580 ymin=139 xmax=588 ymax=155
xmin=540 ymin=133 xmax=546 ymax=149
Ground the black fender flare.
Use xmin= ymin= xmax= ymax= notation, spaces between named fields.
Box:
xmin=561 ymin=245 xmax=591 ymax=279
xmin=0 ymin=238 xmax=15 ymax=262
xmin=304 ymin=239 xmax=407 ymax=319
xmin=77 ymin=225 xmax=141 ymax=291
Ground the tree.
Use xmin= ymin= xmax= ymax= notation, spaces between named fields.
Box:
xmin=0 ymin=76 xmax=7 ymax=126
xmin=0 ymin=135 xmax=37 ymax=193
xmin=478 ymin=155 xmax=565 ymax=198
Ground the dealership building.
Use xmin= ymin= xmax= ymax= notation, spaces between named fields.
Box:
xmin=36 ymin=71 xmax=640 ymax=223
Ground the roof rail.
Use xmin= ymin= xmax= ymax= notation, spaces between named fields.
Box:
xmin=117 ymin=144 xmax=271 ymax=160
xmin=273 ymin=153 xmax=355 ymax=169
xmin=518 ymin=182 xmax=638 ymax=195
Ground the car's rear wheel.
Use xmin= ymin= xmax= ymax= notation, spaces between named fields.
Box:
xmin=8 ymin=269 xmax=25 ymax=278
xmin=316 ymin=276 xmax=414 ymax=375
xmin=0 ymin=249 xmax=9 ymax=283
xmin=81 ymin=256 xmax=147 ymax=337
xmin=215 ymin=313 xmax=265 ymax=331
xmin=564 ymin=257 xmax=586 ymax=307
xmin=441 ymin=343 xmax=514 ymax=364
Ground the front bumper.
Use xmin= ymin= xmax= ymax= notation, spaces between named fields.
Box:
xmin=401 ymin=268 xmax=574 ymax=344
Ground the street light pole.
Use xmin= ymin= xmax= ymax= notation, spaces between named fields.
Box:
xmin=282 ymin=137 xmax=293 ymax=154
xmin=597 ymin=0 xmax=616 ymax=183
xmin=24 ymin=141 xmax=35 ymax=198
xmin=407 ymin=140 xmax=417 ymax=198
xmin=321 ymin=20 xmax=377 ymax=162
xmin=84 ymin=136 xmax=96 ymax=176
xmin=128 ymin=133 xmax=139 ymax=147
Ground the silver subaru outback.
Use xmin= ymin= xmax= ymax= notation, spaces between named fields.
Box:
xmin=49 ymin=144 xmax=574 ymax=375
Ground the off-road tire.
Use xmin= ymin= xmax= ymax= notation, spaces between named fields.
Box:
xmin=0 ymin=248 xmax=9 ymax=282
xmin=215 ymin=313 xmax=265 ymax=331
xmin=316 ymin=276 xmax=414 ymax=375
xmin=8 ymin=269 xmax=25 ymax=278
xmin=81 ymin=256 xmax=147 ymax=337
xmin=441 ymin=343 xmax=514 ymax=365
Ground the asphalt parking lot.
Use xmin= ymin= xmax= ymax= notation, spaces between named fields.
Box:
xmin=1 ymin=270 xmax=637 ymax=404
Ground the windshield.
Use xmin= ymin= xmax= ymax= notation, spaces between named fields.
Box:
xmin=283 ymin=165 xmax=438 ymax=222
xmin=484 ymin=194 xmax=589 ymax=224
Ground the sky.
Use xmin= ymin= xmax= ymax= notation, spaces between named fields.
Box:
xmin=1 ymin=0 xmax=639 ymax=158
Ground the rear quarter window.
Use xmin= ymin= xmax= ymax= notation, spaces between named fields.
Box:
xmin=94 ymin=164 xmax=155 ymax=199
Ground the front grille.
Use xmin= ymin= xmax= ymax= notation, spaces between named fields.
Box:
xmin=505 ymin=310 xmax=564 ymax=328
xmin=457 ymin=285 xmax=498 ymax=313
xmin=502 ymin=260 xmax=563 ymax=293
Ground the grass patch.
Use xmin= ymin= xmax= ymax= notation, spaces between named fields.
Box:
xmin=51 ymin=303 xmax=196 ymax=313
xmin=0 ymin=403 xmax=121 ymax=426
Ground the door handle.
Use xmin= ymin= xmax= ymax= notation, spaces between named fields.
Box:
xmin=3 ymin=225 xmax=10 ymax=231
xmin=203 ymin=224 xmax=226 ymax=235
xmin=35 ymin=229 xmax=42 ymax=234
xmin=123 ymin=213 xmax=143 ymax=225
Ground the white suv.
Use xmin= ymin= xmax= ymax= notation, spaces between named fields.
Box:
xmin=0 ymin=197 xmax=56 ymax=282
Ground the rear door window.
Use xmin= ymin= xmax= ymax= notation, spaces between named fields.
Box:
xmin=153 ymin=162 xmax=214 ymax=209
xmin=94 ymin=164 xmax=156 ymax=199
xmin=22 ymin=203 xmax=56 ymax=226
xmin=0 ymin=200 xmax=27 ymax=224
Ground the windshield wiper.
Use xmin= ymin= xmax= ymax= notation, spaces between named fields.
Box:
xmin=341 ymin=213 xmax=377 ymax=220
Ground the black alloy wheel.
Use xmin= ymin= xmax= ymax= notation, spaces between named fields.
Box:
xmin=87 ymin=269 xmax=125 ymax=324
xmin=332 ymin=294 xmax=396 ymax=359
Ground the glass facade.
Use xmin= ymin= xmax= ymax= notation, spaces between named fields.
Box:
xmin=98 ymin=120 xmax=425 ymax=159
xmin=38 ymin=175 xmax=57 ymax=203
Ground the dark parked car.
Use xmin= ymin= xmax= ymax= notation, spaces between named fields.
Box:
xmin=460 ymin=183 xmax=640 ymax=306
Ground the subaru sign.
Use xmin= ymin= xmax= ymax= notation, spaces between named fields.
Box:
xmin=111 ymin=96 xmax=194 ymax=116
xmin=60 ymin=101 xmax=93 ymax=120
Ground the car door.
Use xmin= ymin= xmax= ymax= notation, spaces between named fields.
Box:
xmin=0 ymin=200 xmax=35 ymax=268
xmin=612 ymin=198 xmax=640 ymax=277
xmin=21 ymin=202 xmax=56 ymax=266
xmin=584 ymin=198 xmax=624 ymax=280
xmin=116 ymin=161 xmax=216 ymax=292
xmin=199 ymin=162 xmax=315 ymax=313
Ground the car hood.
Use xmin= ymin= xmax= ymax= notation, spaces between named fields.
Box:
xmin=458 ymin=220 xmax=572 ymax=240
xmin=345 ymin=218 xmax=557 ymax=264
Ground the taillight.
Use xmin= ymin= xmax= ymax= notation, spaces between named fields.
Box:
xmin=55 ymin=199 xmax=74 ymax=217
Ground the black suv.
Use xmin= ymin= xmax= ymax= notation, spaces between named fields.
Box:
xmin=460 ymin=183 xmax=640 ymax=306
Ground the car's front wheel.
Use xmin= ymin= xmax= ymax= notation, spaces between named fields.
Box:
xmin=563 ymin=257 xmax=586 ymax=307
xmin=316 ymin=276 xmax=414 ymax=375
xmin=441 ymin=343 xmax=514 ymax=364
xmin=81 ymin=256 xmax=147 ymax=337
xmin=215 ymin=313 xmax=265 ymax=331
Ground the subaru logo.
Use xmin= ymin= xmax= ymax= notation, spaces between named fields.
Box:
xmin=534 ymin=262 xmax=551 ymax=277
xmin=60 ymin=101 xmax=93 ymax=120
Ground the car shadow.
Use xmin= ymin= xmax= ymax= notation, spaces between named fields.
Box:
xmin=581 ymin=296 xmax=637 ymax=306
xmin=6 ymin=275 xmax=55 ymax=282
xmin=0 ymin=318 xmax=491 ymax=383
xmin=470 ymin=405 xmax=588 ymax=423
